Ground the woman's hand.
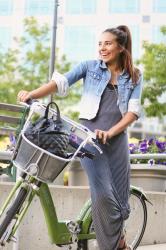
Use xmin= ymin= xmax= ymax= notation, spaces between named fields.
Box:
xmin=17 ymin=90 xmax=32 ymax=102
xmin=95 ymin=129 xmax=113 ymax=144
xmin=95 ymin=112 xmax=137 ymax=144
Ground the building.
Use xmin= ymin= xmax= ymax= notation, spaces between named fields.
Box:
xmin=0 ymin=0 xmax=166 ymax=138
xmin=0 ymin=0 xmax=166 ymax=62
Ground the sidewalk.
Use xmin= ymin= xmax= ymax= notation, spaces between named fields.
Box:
xmin=138 ymin=244 xmax=166 ymax=249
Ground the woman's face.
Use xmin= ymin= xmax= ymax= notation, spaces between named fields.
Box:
xmin=98 ymin=32 xmax=122 ymax=64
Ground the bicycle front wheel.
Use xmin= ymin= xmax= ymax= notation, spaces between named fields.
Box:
xmin=78 ymin=190 xmax=147 ymax=250
xmin=0 ymin=187 xmax=28 ymax=245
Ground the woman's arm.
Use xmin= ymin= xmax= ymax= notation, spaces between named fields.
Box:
xmin=17 ymin=80 xmax=57 ymax=102
xmin=18 ymin=61 xmax=87 ymax=102
xmin=95 ymin=112 xmax=137 ymax=144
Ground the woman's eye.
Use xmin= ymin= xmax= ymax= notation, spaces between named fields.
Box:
xmin=98 ymin=42 xmax=112 ymax=47
xmin=106 ymin=42 xmax=112 ymax=46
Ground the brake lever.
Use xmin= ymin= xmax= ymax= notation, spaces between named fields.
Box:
xmin=88 ymin=138 xmax=103 ymax=154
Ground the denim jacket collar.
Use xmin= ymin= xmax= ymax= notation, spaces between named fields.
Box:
xmin=99 ymin=60 xmax=107 ymax=69
xmin=99 ymin=60 xmax=128 ymax=78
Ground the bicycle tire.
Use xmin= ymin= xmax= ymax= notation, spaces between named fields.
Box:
xmin=78 ymin=190 xmax=147 ymax=250
xmin=0 ymin=187 xmax=28 ymax=243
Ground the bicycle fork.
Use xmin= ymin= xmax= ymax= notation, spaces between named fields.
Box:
xmin=0 ymin=174 xmax=36 ymax=245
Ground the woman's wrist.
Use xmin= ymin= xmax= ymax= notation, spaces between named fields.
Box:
xmin=28 ymin=91 xmax=34 ymax=99
xmin=108 ymin=129 xmax=114 ymax=139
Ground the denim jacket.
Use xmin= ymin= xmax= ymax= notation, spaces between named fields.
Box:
xmin=51 ymin=60 xmax=143 ymax=120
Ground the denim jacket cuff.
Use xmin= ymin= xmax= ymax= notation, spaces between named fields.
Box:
xmin=128 ymin=99 xmax=141 ymax=118
xmin=51 ymin=71 xmax=69 ymax=96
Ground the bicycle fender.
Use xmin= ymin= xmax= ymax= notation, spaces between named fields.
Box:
xmin=131 ymin=185 xmax=153 ymax=205
xmin=77 ymin=199 xmax=91 ymax=222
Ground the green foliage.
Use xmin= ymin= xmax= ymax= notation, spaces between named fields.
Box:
xmin=0 ymin=17 xmax=81 ymax=119
xmin=138 ymin=26 xmax=166 ymax=118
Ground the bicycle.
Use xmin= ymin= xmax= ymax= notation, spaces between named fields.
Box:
xmin=0 ymin=101 xmax=149 ymax=250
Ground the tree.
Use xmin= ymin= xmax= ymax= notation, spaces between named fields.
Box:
xmin=0 ymin=17 xmax=82 ymax=119
xmin=138 ymin=26 xmax=166 ymax=118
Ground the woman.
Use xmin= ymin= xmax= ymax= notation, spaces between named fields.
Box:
xmin=18 ymin=25 xmax=143 ymax=250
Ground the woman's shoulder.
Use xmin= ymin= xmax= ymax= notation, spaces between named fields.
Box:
xmin=136 ymin=67 xmax=143 ymax=82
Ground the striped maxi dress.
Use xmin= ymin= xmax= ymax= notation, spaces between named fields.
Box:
xmin=80 ymin=84 xmax=130 ymax=250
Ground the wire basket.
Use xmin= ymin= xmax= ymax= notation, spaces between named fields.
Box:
xmin=12 ymin=102 xmax=94 ymax=183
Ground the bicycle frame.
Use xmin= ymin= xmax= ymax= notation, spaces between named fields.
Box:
xmin=0 ymin=175 xmax=95 ymax=246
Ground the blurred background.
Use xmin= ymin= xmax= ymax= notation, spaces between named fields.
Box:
xmin=0 ymin=0 xmax=166 ymax=140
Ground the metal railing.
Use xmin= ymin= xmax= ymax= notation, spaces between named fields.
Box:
xmin=130 ymin=153 xmax=166 ymax=160
xmin=0 ymin=152 xmax=166 ymax=162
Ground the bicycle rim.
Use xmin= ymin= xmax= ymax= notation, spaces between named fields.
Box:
xmin=0 ymin=187 xmax=28 ymax=245
xmin=81 ymin=190 xmax=147 ymax=250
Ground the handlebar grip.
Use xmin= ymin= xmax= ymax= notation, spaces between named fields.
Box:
xmin=26 ymin=99 xmax=38 ymax=106
xmin=69 ymin=139 xmax=95 ymax=159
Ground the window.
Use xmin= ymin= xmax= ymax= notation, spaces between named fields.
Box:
xmin=109 ymin=0 xmax=139 ymax=13
xmin=130 ymin=26 xmax=140 ymax=59
xmin=142 ymin=15 xmax=150 ymax=23
xmin=66 ymin=0 xmax=96 ymax=14
xmin=0 ymin=27 xmax=11 ymax=51
xmin=0 ymin=0 xmax=12 ymax=15
xmin=153 ymin=0 xmax=166 ymax=13
xmin=25 ymin=0 xmax=54 ymax=15
xmin=152 ymin=26 xmax=166 ymax=43
xmin=64 ymin=26 xmax=96 ymax=62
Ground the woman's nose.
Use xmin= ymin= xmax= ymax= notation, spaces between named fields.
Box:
xmin=100 ymin=44 xmax=106 ymax=51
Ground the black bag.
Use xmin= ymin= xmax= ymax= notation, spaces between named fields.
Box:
xmin=24 ymin=102 xmax=70 ymax=157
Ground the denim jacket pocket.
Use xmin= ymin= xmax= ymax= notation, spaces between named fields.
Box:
xmin=125 ymin=85 xmax=135 ymax=102
xmin=87 ymin=70 xmax=102 ymax=81
xmin=85 ymin=70 xmax=102 ymax=95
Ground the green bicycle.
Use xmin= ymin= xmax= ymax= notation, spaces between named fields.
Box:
xmin=0 ymin=101 xmax=149 ymax=250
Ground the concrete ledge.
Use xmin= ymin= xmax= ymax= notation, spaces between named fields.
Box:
xmin=0 ymin=182 xmax=166 ymax=250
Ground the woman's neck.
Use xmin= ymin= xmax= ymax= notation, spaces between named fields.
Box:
xmin=107 ymin=57 xmax=122 ymax=74
xmin=108 ymin=66 xmax=121 ymax=75
xmin=107 ymin=62 xmax=121 ymax=74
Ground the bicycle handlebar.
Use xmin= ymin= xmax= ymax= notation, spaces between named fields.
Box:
xmin=18 ymin=100 xmax=103 ymax=160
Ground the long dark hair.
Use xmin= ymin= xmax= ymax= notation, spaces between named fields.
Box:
xmin=104 ymin=25 xmax=140 ymax=83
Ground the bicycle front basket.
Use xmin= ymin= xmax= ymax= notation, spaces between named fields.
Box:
xmin=12 ymin=132 xmax=70 ymax=183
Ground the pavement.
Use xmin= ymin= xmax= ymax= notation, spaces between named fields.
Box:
xmin=137 ymin=244 xmax=166 ymax=249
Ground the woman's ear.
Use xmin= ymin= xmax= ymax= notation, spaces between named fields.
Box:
xmin=119 ymin=48 xmax=124 ymax=53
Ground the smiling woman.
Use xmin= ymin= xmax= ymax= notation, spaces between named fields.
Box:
xmin=17 ymin=25 xmax=143 ymax=250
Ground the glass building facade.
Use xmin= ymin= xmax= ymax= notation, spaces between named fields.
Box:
xmin=109 ymin=0 xmax=140 ymax=13
xmin=0 ymin=0 xmax=13 ymax=15
xmin=25 ymin=0 xmax=54 ymax=15
xmin=66 ymin=0 xmax=96 ymax=15
xmin=0 ymin=0 xmax=165 ymax=61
